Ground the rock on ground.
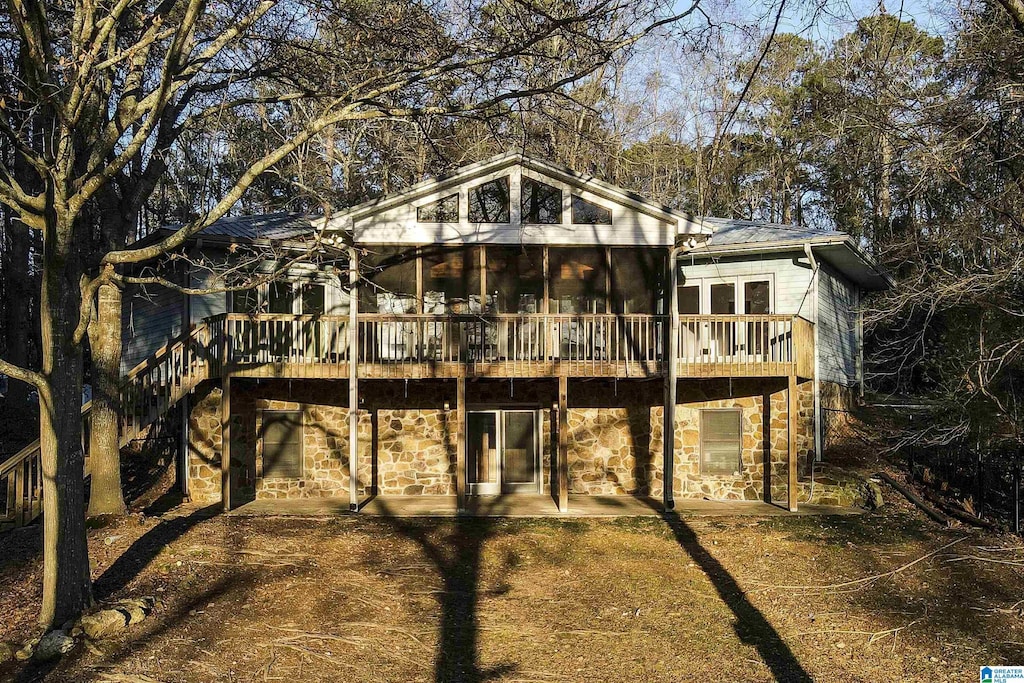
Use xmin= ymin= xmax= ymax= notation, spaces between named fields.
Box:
xmin=32 ymin=630 xmax=75 ymax=662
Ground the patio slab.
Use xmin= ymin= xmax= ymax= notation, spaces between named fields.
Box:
xmin=226 ymin=494 xmax=862 ymax=518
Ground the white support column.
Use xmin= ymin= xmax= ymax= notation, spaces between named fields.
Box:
xmin=349 ymin=247 xmax=360 ymax=512
xmin=664 ymin=247 xmax=681 ymax=511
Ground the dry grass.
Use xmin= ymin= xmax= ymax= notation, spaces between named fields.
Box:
xmin=2 ymin=494 xmax=1022 ymax=682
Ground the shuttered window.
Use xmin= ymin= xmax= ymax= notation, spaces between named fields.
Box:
xmin=700 ymin=409 xmax=742 ymax=475
xmin=261 ymin=411 xmax=303 ymax=479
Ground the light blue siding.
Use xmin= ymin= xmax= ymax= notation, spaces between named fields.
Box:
xmin=817 ymin=264 xmax=859 ymax=386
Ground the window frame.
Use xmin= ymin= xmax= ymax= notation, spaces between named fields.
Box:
xmin=521 ymin=176 xmax=563 ymax=224
xmin=699 ymin=408 xmax=743 ymax=476
xmin=416 ymin=193 xmax=460 ymax=223
xmin=570 ymin=194 xmax=613 ymax=225
xmin=467 ymin=176 xmax=511 ymax=224
xmin=260 ymin=409 xmax=304 ymax=479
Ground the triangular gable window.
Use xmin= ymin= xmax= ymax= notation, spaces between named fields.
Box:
xmin=521 ymin=177 xmax=562 ymax=224
xmin=571 ymin=195 xmax=612 ymax=225
xmin=468 ymin=177 xmax=510 ymax=223
xmin=417 ymin=193 xmax=459 ymax=223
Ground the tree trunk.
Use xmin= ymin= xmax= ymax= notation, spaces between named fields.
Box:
xmin=87 ymin=281 xmax=127 ymax=517
xmin=38 ymin=217 xmax=92 ymax=628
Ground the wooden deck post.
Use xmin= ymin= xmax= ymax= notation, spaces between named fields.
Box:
xmin=558 ymin=375 xmax=568 ymax=512
xmin=349 ymin=246 xmax=360 ymax=512
xmin=220 ymin=374 xmax=231 ymax=513
xmin=456 ymin=376 xmax=467 ymax=511
xmin=788 ymin=373 xmax=799 ymax=513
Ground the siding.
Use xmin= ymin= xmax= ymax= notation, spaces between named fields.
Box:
xmin=353 ymin=165 xmax=676 ymax=247
xmin=817 ymin=264 xmax=859 ymax=386
xmin=121 ymin=283 xmax=185 ymax=375
xmin=678 ymin=252 xmax=814 ymax=317
xmin=189 ymin=269 xmax=227 ymax=325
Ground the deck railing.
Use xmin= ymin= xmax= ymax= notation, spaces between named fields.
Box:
xmin=677 ymin=314 xmax=800 ymax=377
xmin=220 ymin=312 xmax=808 ymax=379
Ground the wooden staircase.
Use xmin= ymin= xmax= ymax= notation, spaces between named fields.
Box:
xmin=0 ymin=321 xmax=219 ymax=529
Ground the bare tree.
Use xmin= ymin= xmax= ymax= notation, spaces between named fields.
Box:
xmin=0 ymin=0 xmax=705 ymax=628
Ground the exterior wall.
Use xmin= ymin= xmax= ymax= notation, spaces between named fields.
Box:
xmin=679 ymin=252 xmax=814 ymax=319
xmin=817 ymin=263 xmax=859 ymax=386
xmin=186 ymin=377 xmax=860 ymax=506
xmin=353 ymin=163 xmax=677 ymax=247
xmin=188 ymin=267 xmax=227 ymax=326
xmin=121 ymin=282 xmax=185 ymax=375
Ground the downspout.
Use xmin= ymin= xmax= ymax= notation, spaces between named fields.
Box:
xmin=803 ymin=243 xmax=821 ymax=499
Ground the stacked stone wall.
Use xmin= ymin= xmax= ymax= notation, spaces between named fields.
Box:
xmin=186 ymin=377 xmax=845 ymax=506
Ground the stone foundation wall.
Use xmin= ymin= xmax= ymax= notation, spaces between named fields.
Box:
xmin=186 ymin=377 xmax=833 ymax=506
xmin=376 ymin=410 xmax=455 ymax=495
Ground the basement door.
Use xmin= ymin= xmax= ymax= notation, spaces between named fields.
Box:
xmin=466 ymin=410 xmax=540 ymax=494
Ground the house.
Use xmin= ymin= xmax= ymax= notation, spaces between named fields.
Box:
xmin=0 ymin=153 xmax=888 ymax=527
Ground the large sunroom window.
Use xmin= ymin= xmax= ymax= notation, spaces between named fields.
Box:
xmin=549 ymin=247 xmax=607 ymax=313
xmin=422 ymin=247 xmax=482 ymax=313
xmin=487 ymin=246 xmax=544 ymax=313
xmin=360 ymin=247 xmax=418 ymax=313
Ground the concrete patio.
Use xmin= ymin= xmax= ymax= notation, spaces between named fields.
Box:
xmin=226 ymin=494 xmax=863 ymax=518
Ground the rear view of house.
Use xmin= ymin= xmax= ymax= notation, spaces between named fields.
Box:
xmin=0 ymin=153 xmax=885 ymax=526
xmin=136 ymin=153 xmax=882 ymax=514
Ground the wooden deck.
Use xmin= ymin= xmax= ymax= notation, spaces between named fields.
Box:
xmin=221 ymin=312 xmax=814 ymax=380
xmin=1 ymin=311 xmax=814 ymax=530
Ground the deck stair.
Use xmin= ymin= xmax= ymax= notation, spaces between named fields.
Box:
xmin=0 ymin=321 xmax=216 ymax=529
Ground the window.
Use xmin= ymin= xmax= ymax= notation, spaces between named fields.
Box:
xmin=743 ymin=280 xmax=771 ymax=314
xmin=521 ymin=177 xmax=562 ymax=224
xmin=549 ymin=247 xmax=606 ymax=313
xmin=417 ymin=193 xmax=459 ymax=223
xmin=359 ymin=247 xmax=418 ymax=313
xmin=268 ymin=281 xmax=294 ymax=314
xmin=571 ymin=195 xmax=612 ymax=224
xmin=261 ymin=411 xmax=303 ymax=478
xmin=710 ymin=282 xmax=736 ymax=314
xmin=300 ymin=282 xmax=325 ymax=315
xmin=232 ymin=288 xmax=259 ymax=314
xmin=468 ymin=177 xmax=510 ymax=222
xmin=488 ymin=246 xmax=544 ymax=313
xmin=678 ymin=285 xmax=699 ymax=314
xmin=611 ymin=249 xmax=664 ymax=314
xmin=700 ymin=409 xmax=742 ymax=476
xmin=422 ymin=247 xmax=481 ymax=313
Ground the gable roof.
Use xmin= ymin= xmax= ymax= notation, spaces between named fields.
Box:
xmin=320 ymin=151 xmax=710 ymax=235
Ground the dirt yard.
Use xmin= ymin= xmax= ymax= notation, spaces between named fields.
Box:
xmin=2 ymin=491 xmax=1022 ymax=682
